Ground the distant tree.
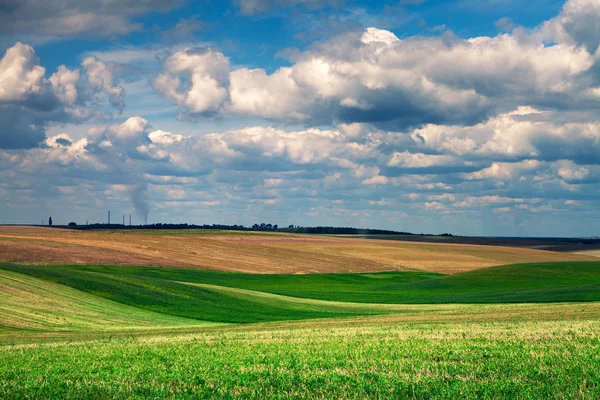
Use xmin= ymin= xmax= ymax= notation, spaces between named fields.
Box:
xmin=68 ymin=222 xmax=77 ymax=227
xmin=48 ymin=217 xmax=52 ymax=226
xmin=273 ymin=224 xmax=278 ymax=230
xmin=288 ymin=225 xmax=294 ymax=229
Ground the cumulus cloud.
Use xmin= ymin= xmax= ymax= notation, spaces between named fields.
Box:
xmin=0 ymin=43 xmax=44 ymax=101
xmin=153 ymin=48 xmax=230 ymax=115
xmin=541 ymin=0 xmax=600 ymax=54
xmin=57 ymin=108 xmax=598 ymax=203
xmin=2 ymin=105 xmax=599 ymax=234
xmin=387 ymin=152 xmax=457 ymax=168
xmin=0 ymin=43 xmax=75 ymax=148
xmin=153 ymin=4 xmax=600 ymax=128
xmin=2 ymin=0 xmax=600 ymax=236
xmin=82 ymin=58 xmax=126 ymax=112
xmin=555 ymin=160 xmax=596 ymax=182
xmin=466 ymin=160 xmax=541 ymax=182
xmin=408 ymin=107 xmax=600 ymax=165
xmin=0 ymin=43 xmax=126 ymax=149
xmin=30 ymin=108 xmax=600 ymax=188
xmin=49 ymin=66 xmax=80 ymax=105
xmin=0 ymin=0 xmax=184 ymax=38
xmin=88 ymin=117 xmax=150 ymax=148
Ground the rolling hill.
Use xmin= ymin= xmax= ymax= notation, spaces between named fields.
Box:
xmin=0 ymin=226 xmax=595 ymax=274
xmin=2 ymin=261 xmax=599 ymax=326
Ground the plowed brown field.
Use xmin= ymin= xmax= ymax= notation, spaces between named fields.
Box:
xmin=0 ymin=226 xmax=595 ymax=274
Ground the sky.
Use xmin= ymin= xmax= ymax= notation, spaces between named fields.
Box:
xmin=0 ymin=0 xmax=599 ymax=236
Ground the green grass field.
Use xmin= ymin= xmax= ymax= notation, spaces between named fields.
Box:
xmin=2 ymin=262 xmax=600 ymax=319
xmin=2 ymin=316 xmax=600 ymax=398
xmin=1 ymin=261 xmax=600 ymax=398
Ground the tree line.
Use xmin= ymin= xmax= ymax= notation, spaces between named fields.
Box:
xmin=66 ymin=222 xmax=431 ymax=236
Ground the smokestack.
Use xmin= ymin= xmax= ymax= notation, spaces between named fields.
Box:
xmin=123 ymin=214 xmax=125 ymax=226
xmin=129 ymin=214 xmax=131 ymax=226
xmin=108 ymin=211 xmax=111 ymax=224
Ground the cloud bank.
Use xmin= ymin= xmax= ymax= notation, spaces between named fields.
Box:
xmin=154 ymin=1 xmax=600 ymax=129
xmin=1 ymin=0 xmax=599 ymax=235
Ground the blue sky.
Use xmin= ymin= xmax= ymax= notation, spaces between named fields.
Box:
xmin=30 ymin=0 xmax=566 ymax=72
xmin=0 ymin=0 xmax=599 ymax=236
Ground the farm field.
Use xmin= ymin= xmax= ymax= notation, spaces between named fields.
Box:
xmin=1 ymin=228 xmax=600 ymax=398
xmin=0 ymin=265 xmax=600 ymax=399
xmin=0 ymin=226 xmax=595 ymax=274
xmin=2 ymin=319 xmax=600 ymax=399
xmin=576 ymin=249 xmax=600 ymax=258
xmin=3 ymin=262 xmax=600 ymax=316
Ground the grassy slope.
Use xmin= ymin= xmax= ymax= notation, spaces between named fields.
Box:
xmin=176 ymin=261 xmax=600 ymax=303
xmin=0 ymin=270 xmax=222 ymax=345
xmin=1 ymin=262 xmax=600 ymax=325
xmin=2 ymin=263 xmax=600 ymax=397
xmin=173 ymin=261 xmax=600 ymax=303
xmin=0 ymin=265 xmax=417 ymax=324
xmin=6 ymin=265 xmax=600 ymax=343
xmin=1 ymin=317 xmax=599 ymax=398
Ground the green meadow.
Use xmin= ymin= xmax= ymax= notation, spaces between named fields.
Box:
xmin=3 ymin=262 xmax=600 ymax=318
xmin=1 ymin=261 xmax=600 ymax=398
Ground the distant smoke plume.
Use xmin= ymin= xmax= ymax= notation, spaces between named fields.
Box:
xmin=130 ymin=182 xmax=149 ymax=224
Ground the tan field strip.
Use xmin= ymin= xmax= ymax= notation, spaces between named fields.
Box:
xmin=574 ymin=250 xmax=600 ymax=258
xmin=0 ymin=226 xmax=595 ymax=274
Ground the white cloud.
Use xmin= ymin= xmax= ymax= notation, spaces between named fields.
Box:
xmin=369 ymin=198 xmax=391 ymax=206
xmin=0 ymin=43 xmax=126 ymax=149
xmin=556 ymin=160 xmax=591 ymax=181
xmin=467 ymin=160 xmax=540 ymax=181
xmin=45 ymin=133 xmax=73 ymax=149
xmin=264 ymin=178 xmax=283 ymax=187
xmin=407 ymin=107 xmax=600 ymax=164
xmin=148 ymin=130 xmax=186 ymax=146
xmin=2 ymin=0 xmax=600 ymax=236
xmin=361 ymin=27 xmax=400 ymax=45
xmin=428 ymin=193 xmax=456 ymax=202
xmin=454 ymin=196 xmax=528 ymax=208
xmin=0 ymin=43 xmax=47 ymax=104
xmin=153 ymin=4 xmax=599 ymax=127
xmin=49 ymin=65 xmax=80 ymax=105
xmin=387 ymin=152 xmax=457 ymax=168
xmin=363 ymin=175 xmax=389 ymax=185
xmin=2 ymin=112 xmax=599 ymax=235
xmin=541 ymin=0 xmax=600 ymax=54
xmin=82 ymin=57 xmax=126 ymax=112
xmin=153 ymin=48 xmax=230 ymax=115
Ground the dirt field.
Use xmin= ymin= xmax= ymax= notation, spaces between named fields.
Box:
xmin=0 ymin=226 xmax=595 ymax=274
xmin=575 ymin=250 xmax=600 ymax=258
